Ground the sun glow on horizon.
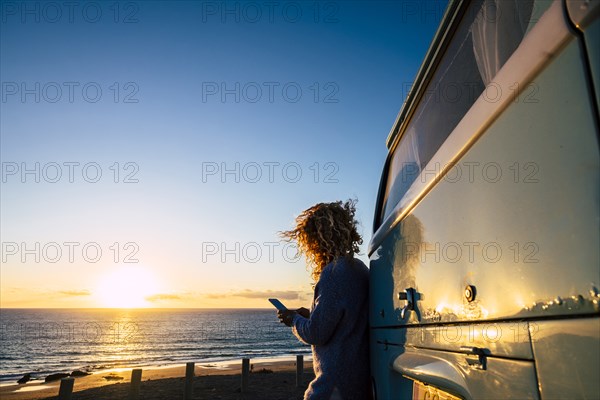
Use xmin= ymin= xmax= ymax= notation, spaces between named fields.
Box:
xmin=95 ymin=266 xmax=160 ymax=308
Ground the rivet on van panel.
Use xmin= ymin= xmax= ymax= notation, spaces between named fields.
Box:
xmin=465 ymin=285 xmax=476 ymax=302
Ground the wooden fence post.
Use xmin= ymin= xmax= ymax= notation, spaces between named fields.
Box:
xmin=58 ymin=377 xmax=74 ymax=400
xmin=129 ymin=368 xmax=143 ymax=400
xmin=241 ymin=358 xmax=250 ymax=392
xmin=184 ymin=362 xmax=195 ymax=400
xmin=296 ymin=355 xmax=304 ymax=387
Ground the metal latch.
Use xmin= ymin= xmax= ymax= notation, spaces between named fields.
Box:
xmin=460 ymin=346 xmax=487 ymax=370
xmin=398 ymin=288 xmax=417 ymax=319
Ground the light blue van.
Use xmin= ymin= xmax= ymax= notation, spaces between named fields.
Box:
xmin=369 ymin=0 xmax=599 ymax=398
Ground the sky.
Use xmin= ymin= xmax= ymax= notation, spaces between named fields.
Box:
xmin=0 ymin=0 xmax=447 ymax=308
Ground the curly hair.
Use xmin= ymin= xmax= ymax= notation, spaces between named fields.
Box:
xmin=280 ymin=199 xmax=363 ymax=282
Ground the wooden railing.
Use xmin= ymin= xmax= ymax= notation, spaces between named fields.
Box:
xmin=56 ymin=355 xmax=305 ymax=399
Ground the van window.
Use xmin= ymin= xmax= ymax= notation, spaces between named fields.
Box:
xmin=380 ymin=0 xmax=537 ymax=222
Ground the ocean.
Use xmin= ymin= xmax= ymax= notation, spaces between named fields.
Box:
xmin=0 ymin=308 xmax=310 ymax=383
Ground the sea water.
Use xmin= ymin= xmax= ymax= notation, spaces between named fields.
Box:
xmin=0 ymin=308 xmax=310 ymax=382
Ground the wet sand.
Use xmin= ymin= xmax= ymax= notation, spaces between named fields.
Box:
xmin=0 ymin=357 xmax=314 ymax=400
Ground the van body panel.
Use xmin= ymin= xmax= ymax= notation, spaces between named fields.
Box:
xmin=370 ymin=328 xmax=414 ymax=399
xmin=392 ymin=347 xmax=540 ymax=400
xmin=373 ymin=322 xmax=534 ymax=360
xmin=531 ymin=318 xmax=600 ymax=398
xmin=371 ymin=324 xmax=540 ymax=399
xmin=370 ymin=0 xmax=600 ymax=398
xmin=370 ymin=38 xmax=600 ymax=328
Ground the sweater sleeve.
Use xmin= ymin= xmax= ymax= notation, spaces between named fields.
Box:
xmin=291 ymin=269 xmax=344 ymax=346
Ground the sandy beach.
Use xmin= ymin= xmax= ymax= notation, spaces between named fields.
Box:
xmin=0 ymin=357 xmax=314 ymax=400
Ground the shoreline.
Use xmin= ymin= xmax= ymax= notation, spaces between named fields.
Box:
xmin=0 ymin=355 xmax=314 ymax=400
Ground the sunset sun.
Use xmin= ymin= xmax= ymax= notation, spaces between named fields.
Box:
xmin=95 ymin=267 xmax=160 ymax=308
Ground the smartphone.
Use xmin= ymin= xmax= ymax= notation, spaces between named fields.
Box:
xmin=268 ymin=298 xmax=287 ymax=311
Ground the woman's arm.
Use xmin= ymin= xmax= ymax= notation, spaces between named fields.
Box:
xmin=296 ymin=307 xmax=310 ymax=318
xmin=291 ymin=270 xmax=343 ymax=346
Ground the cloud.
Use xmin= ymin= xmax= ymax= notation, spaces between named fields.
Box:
xmin=204 ymin=289 xmax=310 ymax=301
xmin=145 ymin=293 xmax=182 ymax=302
xmin=58 ymin=290 xmax=91 ymax=296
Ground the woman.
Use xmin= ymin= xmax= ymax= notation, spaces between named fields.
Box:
xmin=278 ymin=200 xmax=372 ymax=400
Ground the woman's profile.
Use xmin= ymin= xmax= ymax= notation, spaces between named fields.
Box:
xmin=278 ymin=199 xmax=372 ymax=400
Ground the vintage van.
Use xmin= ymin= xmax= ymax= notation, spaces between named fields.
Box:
xmin=369 ymin=0 xmax=599 ymax=398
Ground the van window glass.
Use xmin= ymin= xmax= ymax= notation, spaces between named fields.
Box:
xmin=380 ymin=0 xmax=537 ymax=222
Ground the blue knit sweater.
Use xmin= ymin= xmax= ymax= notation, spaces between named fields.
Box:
xmin=292 ymin=257 xmax=371 ymax=400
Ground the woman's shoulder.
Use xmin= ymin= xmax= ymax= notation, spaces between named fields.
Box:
xmin=323 ymin=257 xmax=367 ymax=278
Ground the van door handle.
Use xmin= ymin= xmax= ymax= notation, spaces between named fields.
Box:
xmin=460 ymin=346 xmax=488 ymax=370
xmin=459 ymin=346 xmax=485 ymax=355
xmin=398 ymin=288 xmax=416 ymax=319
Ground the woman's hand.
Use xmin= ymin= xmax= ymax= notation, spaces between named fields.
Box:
xmin=296 ymin=307 xmax=310 ymax=319
xmin=277 ymin=310 xmax=297 ymax=327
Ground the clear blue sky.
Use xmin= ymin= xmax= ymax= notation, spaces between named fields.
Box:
xmin=0 ymin=0 xmax=447 ymax=307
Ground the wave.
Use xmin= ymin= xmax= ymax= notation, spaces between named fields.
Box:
xmin=0 ymin=309 xmax=310 ymax=382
